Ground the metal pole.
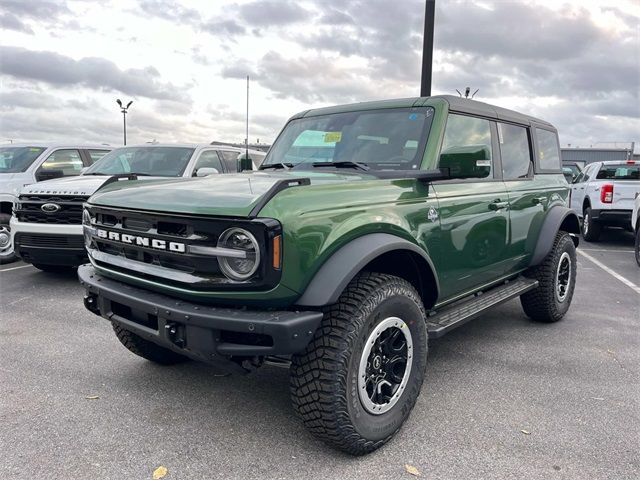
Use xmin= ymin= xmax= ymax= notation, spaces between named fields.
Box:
xmin=245 ymin=75 xmax=249 ymax=159
xmin=420 ymin=0 xmax=435 ymax=97
xmin=123 ymin=110 xmax=127 ymax=146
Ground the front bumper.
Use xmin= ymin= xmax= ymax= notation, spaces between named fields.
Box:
xmin=12 ymin=218 xmax=86 ymax=266
xmin=79 ymin=265 xmax=323 ymax=370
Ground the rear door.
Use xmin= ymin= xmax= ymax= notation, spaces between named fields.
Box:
xmin=498 ymin=122 xmax=540 ymax=270
xmin=430 ymin=113 xmax=510 ymax=298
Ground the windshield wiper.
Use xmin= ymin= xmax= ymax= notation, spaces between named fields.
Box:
xmin=259 ymin=163 xmax=294 ymax=170
xmin=311 ymin=161 xmax=370 ymax=171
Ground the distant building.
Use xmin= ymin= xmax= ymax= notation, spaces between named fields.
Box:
xmin=561 ymin=144 xmax=634 ymax=167
xmin=210 ymin=141 xmax=270 ymax=153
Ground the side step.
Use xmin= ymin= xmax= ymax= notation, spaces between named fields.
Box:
xmin=426 ymin=277 xmax=539 ymax=339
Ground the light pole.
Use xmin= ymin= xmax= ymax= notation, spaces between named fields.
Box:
xmin=420 ymin=0 xmax=435 ymax=97
xmin=116 ymin=99 xmax=133 ymax=145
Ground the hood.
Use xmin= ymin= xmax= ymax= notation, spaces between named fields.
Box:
xmin=89 ymin=171 xmax=371 ymax=217
xmin=20 ymin=175 xmax=112 ymax=196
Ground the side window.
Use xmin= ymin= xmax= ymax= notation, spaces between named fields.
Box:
xmin=536 ymin=128 xmax=561 ymax=171
xmin=39 ymin=149 xmax=84 ymax=176
xmin=440 ymin=114 xmax=493 ymax=178
xmin=498 ymin=123 xmax=532 ymax=179
xmin=194 ymin=150 xmax=223 ymax=174
xmin=219 ymin=150 xmax=240 ymax=172
xmin=219 ymin=150 xmax=239 ymax=162
xmin=87 ymin=149 xmax=110 ymax=164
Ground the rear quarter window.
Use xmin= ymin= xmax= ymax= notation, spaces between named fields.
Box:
xmin=535 ymin=128 xmax=561 ymax=171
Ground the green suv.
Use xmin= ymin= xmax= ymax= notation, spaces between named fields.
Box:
xmin=79 ymin=95 xmax=580 ymax=454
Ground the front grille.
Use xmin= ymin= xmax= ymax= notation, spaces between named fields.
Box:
xmin=85 ymin=206 xmax=281 ymax=291
xmin=15 ymin=233 xmax=85 ymax=249
xmin=15 ymin=195 xmax=88 ymax=225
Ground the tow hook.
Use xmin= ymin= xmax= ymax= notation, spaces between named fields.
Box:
xmin=165 ymin=322 xmax=186 ymax=348
xmin=83 ymin=294 xmax=100 ymax=314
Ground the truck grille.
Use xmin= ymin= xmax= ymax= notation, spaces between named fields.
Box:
xmin=15 ymin=233 xmax=85 ymax=249
xmin=15 ymin=195 xmax=88 ymax=225
xmin=85 ymin=206 xmax=280 ymax=291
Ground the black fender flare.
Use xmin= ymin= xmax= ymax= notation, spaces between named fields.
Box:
xmin=295 ymin=233 xmax=439 ymax=307
xmin=529 ymin=206 xmax=580 ymax=267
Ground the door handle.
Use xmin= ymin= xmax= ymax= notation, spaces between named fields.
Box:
xmin=532 ymin=197 xmax=548 ymax=205
xmin=489 ymin=200 xmax=509 ymax=211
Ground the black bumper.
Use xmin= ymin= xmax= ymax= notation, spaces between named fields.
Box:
xmin=590 ymin=209 xmax=632 ymax=226
xmin=15 ymin=233 xmax=87 ymax=266
xmin=78 ymin=265 xmax=323 ymax=368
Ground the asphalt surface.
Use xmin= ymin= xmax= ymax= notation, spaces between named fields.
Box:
xmin=1 ymin=231 xmax=638 ymax=480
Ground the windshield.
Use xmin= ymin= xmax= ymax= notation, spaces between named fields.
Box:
xmin=85 ymin=146 xmax=195 ymax=176
xmin=263 ymin=107 xmax=435 ymax=171
xmin=0 ymin=146 xmax=46 ymax=173
xmin=596 ymin=164 xmax=640 ymax=180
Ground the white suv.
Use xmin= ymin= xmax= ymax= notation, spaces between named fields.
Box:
xmin=569 ymin=160 xmax=640 ymax=241
xmin=0 ymin=144 xmax=111 ymax=263
xmin=11 ymin=144 xmax=265 ymax=271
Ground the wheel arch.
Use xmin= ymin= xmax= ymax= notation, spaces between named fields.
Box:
xmin=294 ymin=233 xmax=439 ymax=309
xmin=529 ymin=206 xmax=580 ymax=267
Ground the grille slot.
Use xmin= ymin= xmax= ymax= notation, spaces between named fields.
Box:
xmin=16 ymin=194 xmax=88 ymax=225
xmin=15 ymin=233 xmax=85 ymax=249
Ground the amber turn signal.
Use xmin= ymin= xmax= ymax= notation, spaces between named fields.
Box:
xmin=272 ymin=234 xmax=282 ymax=270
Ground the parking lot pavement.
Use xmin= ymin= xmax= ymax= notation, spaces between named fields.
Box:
xmin=1 ymin=235 xmax=638 ymax=480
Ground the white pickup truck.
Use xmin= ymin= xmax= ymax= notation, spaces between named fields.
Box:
xmin=570 ymin=160 xmax=640 ymax=241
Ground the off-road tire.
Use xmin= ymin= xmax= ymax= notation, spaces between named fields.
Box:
xmin=33 ymin=264 xmax=73 ymax=273
xmin=112 ymin=322 xmax=190 ymax=365
xmin=290 ymin=272 xmax=428 ymax=455
xmin=0 ymin=213 xmax=16 ymax=265
xmin=520 ymin=231 xmax=577 ymax=322
xmin=582 ymin=206 xmax=601 ymax=242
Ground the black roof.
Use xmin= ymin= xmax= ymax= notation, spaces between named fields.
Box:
xmin=296 ymin=95 xmax=555 ymax=129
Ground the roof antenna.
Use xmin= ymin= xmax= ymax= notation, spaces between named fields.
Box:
xmin=456 ymin=89 xmax=462 ymax=97
xmin=464 ymin=87 xmax=470 ymax=98
xmin=471 ymin=89 xmax=479 ymax=99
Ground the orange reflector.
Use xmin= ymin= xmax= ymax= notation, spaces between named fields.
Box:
xmin=272 ymin=235 xmax=282 ymax=270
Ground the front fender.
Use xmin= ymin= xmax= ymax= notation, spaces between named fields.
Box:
xmin=529 ymin=206 xmax=580 ymax=267
xmin=295 ymin=233 xmax=439 ymax=307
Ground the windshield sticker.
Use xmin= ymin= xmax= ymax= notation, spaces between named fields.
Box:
xmin=324 ymin=132 xmax=342 ymax=143
xmin=408 ymin=113 xmax=419 ymax=120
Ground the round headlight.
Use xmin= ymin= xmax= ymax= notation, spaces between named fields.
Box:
xmin=217 ymin=228 xmax=260 ymax=281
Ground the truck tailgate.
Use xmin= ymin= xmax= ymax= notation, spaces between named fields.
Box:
xmin=611 ymin=180 xmax=640 ymax=210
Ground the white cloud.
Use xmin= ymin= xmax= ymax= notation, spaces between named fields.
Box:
xmin=0 ymin=0 xmax=638 ymax=152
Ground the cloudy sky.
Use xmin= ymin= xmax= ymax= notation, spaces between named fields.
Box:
xmin=1 ymin=0 xmax=638 ymax=151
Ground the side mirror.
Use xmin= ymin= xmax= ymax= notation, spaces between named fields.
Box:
xmin=237 ymin=153 xmax=253 ymax=172
xmin=36 ymin=169 xmax=65 ymax=181
xmin=439 ymin=145 xmax=491 ymax=179
xmin=196 ymin=167 xmax=220 ymax=177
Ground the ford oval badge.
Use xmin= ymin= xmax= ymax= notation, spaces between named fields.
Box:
xmin=41 ymin=203 xmax=61 ymax=213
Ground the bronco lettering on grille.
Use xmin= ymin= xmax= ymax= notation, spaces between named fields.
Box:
xmin=96 ymin=229 xmax=186 ymax=253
